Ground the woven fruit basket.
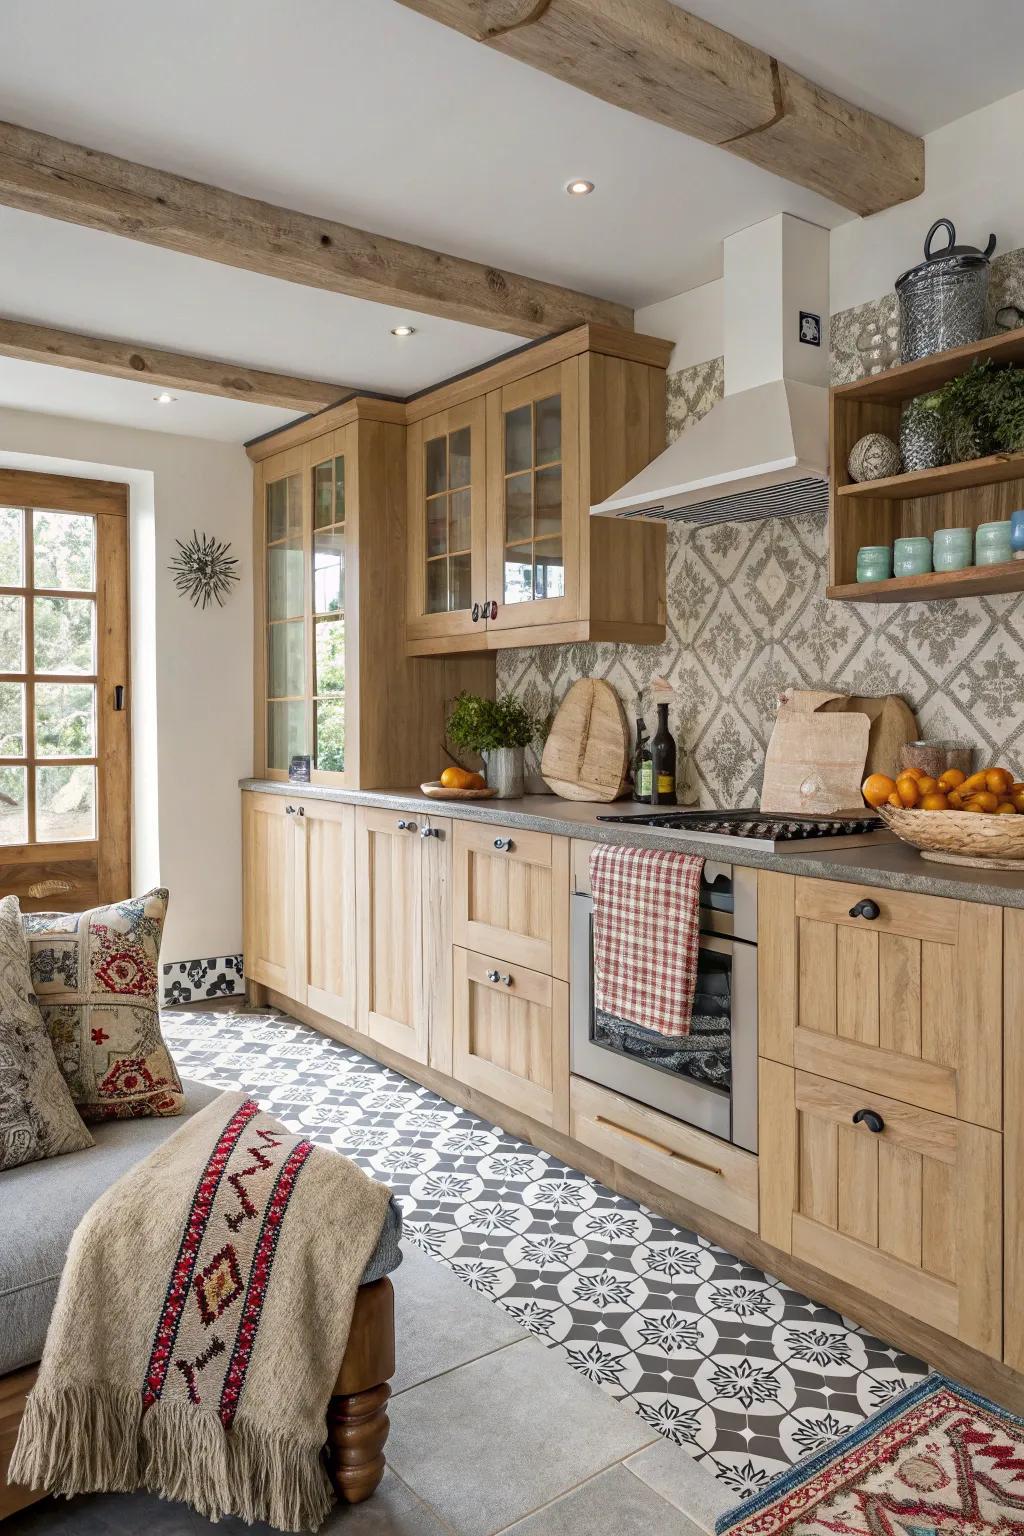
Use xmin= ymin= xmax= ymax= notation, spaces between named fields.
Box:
xmin=879 ymin=805 xmax=1024 ymax=869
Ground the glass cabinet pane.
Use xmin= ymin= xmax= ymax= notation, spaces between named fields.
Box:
xmin=505 ymin=406 xmax=532 ymax=473
xmin=535 ymin=395 xmax=561 ymax=465
xmin=314 ymin=530 xmax=344 ymax=615
xmin=314 ymin=617 xmax=344 ymax=693
xmin=267 ymin=541 xmax=304 ymax=620
xmin=268 ymin=702 xmax=306 ymax=771
xmin=421 ymin=423 xmax=474 ymax=616
xmin=535 ymin=465 xmax=562 ymax=538
xmin=315 ymin=698 xmax=345 ymax=773
xmin=426 ymin=559 xmax=448 ymax=613
xmin=449 ymin=428 xmax=471 ymax=488
xmin=266 ymin=474 xmax=301 ymax=543
xmin=268 ymin=621 xmax=305 ymax=699
xmin=313 ymin=462 xmax=333 ymax=529
xmin=534 ymin=537 xmax=565 ymax=599
xmin=449 ymin=489 xmax=472 ymax=554
xmin=504 ymin=544 xmax=534 ymax=604
xmin=505 ymin=474 xmax=532 ymax=544
xmin=500 ymin=391 xmax=565 ymax=607
xmin=426 ymin=436 xmax=447 ymax=497
xmin=426 ymin=498 xmax=447 ymax=559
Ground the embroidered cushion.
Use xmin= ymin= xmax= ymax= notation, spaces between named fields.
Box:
xmin=24 ymin=888 xmax=183 ymax=1121
xmin=0 ymin=894 xmax=93 ymax=1170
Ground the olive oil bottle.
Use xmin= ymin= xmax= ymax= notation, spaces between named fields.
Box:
xmin=632 ymin=714 xmax=652 ymax=802
xmin=650 ymin=702 xmax=677 ymax=806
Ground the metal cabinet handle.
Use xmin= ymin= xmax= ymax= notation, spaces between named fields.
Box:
xmin=296 ymin=806 xmax=305 ymax=817
xmin=420 ymin=825 xmax=441 ymax=838
xmin=285 ymin=804 xmax=296 ymax=815
xmin=488 ymin=599 xmax=498 ymax=621
xmin=397 ymin=819 xmax=416 ymax=832
xmin=484 ymin=969 xmax=512 ymax=986
xmin=493 ymin=837 xmax=513 ymax=852
xmin=852 ymin=1108 xmax=885 ymax=1134
xmin=848 ymin=898 xmax=880 ymax=920
xmin=471 ymin=602 xmax=480 ymax=623
xmin=486 ymin=969 xmax=500 ymax=982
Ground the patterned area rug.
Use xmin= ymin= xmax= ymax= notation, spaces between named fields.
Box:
xmin=163 ymin=1005 xmax=925 ymax=1502
xmin=716 ymin=1374 xmax=1024 ymax=1534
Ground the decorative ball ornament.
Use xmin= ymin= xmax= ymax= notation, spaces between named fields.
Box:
xmin=847 ymin=432 xmax=902 ymax=483
xmin=169 ymin=530 xmax=240 ymax=609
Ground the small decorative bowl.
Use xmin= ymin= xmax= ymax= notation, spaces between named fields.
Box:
xmin=879 ymin=805 xmax=1024 ymax=869
xmin=976 ymin=519 xmax=1012 ymax=565
xmin=893 ymin=536 xmax=932 ymax=576
xmin=856 ymin=544 xmax=892 ymax=582
xmin=932 ymin=526 xmax=972 ymax=571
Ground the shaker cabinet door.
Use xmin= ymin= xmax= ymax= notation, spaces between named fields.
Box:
xmin=452 ymin=821 xmax=569 ymax=978
xmin=452 ymin=946 xmax=569 ymax=1131
xmin=356 ymin=808 xmax=428 ymax=1063
xmin=242 ymin=792 xmax=296 ymax=995
xmin=295 ymin=798 xmax=355 ymax=1031
xmin=407 ymin=400 xmax=487 ymax=645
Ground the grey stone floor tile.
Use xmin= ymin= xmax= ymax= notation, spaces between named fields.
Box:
xmin=386 ymin=1337 xmax=657 ymax=1536
xmin=625 ymin=1440 xmax=737 ymax=1533
xmin=499 ymin=1465 xmax=704 ymax=1534
xmin=391 ymin=1245 xmax=524 ymax=1395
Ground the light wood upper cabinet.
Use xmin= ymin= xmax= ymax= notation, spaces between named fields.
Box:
xmin=452 ymin=821 xmax=569 ymax=979
xmin=407 ymin=398 xmax=487 ymax=645
xmin=242 ymin=792 xmax=295 ymax=995
xmin=453 ymin=946 xmax=569 ymax=1131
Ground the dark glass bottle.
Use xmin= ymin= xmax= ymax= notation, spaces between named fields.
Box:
xmin=650 ymin=703 xmax=677 ymax=806
xmin=632 ymin=716 xmax=651 ymax=802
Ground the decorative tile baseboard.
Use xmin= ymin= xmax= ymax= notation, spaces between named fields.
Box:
xmin=162 ymin=953 xmax=245 ymax=1006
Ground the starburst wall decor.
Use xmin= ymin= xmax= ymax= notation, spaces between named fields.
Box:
xmin=169 ymin=530 xmax=240 ymax=610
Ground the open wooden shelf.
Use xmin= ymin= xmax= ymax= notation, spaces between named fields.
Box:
xmin=827 ymin=558 xmax=1024 ymax=604
xmin=829 ymin=330 xmax=1024 ymax=602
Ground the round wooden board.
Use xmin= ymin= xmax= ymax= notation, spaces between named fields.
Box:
xmin=541 ymin=678 xmax=629 ymax=802
xmin=420 ymin=781 xmax=496 ymax=801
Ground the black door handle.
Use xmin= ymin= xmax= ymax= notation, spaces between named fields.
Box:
xmin=848 ymin=899 xmax=880 ymax=920
xmin=113 ymin=684 xmax=125 ymax=711
xmin=852 ymin=1108 xmax=885 ymax=1134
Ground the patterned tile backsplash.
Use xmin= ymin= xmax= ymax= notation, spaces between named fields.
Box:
xmin=497 ymin=253 xmax=1024 ymax=807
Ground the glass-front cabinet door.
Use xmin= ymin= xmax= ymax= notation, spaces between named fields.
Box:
xmin=406 ymin=399 xmax=486 ymax=644
xmin=485 ymin=359 xmax=579 ymax=634
xmin=260 ymin=432 xmax=350 ymax=783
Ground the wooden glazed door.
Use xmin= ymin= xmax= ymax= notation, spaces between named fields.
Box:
xmin=242 ymin=792 xmax=295 ymax=994
xmin=452 ymin=946 xmax=569 ymax=1131
xmin=407 ymin=399 xmax=487 ymax=645
xmin=356 ymin=808 xmax=428 ymax=1064
xmin=485 ymin=360 xmax=580 ymax=635
xmin=294 ymin=798 xmax=355 ymax=1030
xmin=760 ymin=1061 xmax=1002 ymax=1358
xmin=452 ymin=821 xmax=569 ymax=978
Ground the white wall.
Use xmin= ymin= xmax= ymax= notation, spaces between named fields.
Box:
xmin=0 ymin=408 xmax=253 ymax=964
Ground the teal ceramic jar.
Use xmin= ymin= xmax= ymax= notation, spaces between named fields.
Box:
xmin=975 ymin=519 xmax=1012 ymax=565
xmin=856 ymin=545 xmax=892 ymax=582
xmin=893 ymin=536 xmax=933 ymax=576
xmin=932 ymin=526 xmax=973 ymax=572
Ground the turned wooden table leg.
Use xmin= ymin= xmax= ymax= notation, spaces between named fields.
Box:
xmin=326 ymin=1276 xmax=396 ymax=1505
xmin=326 ymin=1382 xmax=391 ymax=1503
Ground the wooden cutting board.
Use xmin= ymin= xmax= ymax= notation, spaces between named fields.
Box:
xmin=541 ymin=678 xmax=630 ymax=802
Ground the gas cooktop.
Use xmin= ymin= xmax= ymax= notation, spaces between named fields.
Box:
xmin=595 ymin=808 xmax=885 ymax=852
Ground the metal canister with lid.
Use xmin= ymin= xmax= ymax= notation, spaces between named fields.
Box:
xmin=895 ymin=219 xmax=996 ymax=362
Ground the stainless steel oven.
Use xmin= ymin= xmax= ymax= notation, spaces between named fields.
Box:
xmin=571 ymin=858 xmax=758 ymax=1153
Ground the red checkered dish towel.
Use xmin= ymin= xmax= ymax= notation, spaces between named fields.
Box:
xmin=590 ymin=843 xmax=705 ymax=1038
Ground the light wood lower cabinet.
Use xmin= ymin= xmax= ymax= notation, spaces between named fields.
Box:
xmin=452 ymin=820 xmax=569 ymax=978
xmin=242 ymin=792 xmax=296 ymax=995
xmin=355 ymin=808 xmax=452 ymax=1069
xmin=760 ymin=1060 xmax=1002 ymax=1359
xmin=453 ymin=946 xmax=569 ymax=1131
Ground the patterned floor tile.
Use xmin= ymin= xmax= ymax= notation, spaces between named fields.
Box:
xmin=163 ymin=1006 xmax=926 ymax=1499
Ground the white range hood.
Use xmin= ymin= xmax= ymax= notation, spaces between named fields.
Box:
xmin=592 ymin=214 xmax=831 ymax=526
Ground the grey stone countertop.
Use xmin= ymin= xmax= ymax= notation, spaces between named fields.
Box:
xmin=240 ymin=779 xmax=1024 ymax=909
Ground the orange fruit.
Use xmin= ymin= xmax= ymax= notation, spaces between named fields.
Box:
xmin=996 ymin=800 xmax=1018 ymax=814
xmin=887 ymin=790 xmax=902 ymax=807
xmin=1012 ymin=782 xmax=1024 ymax=793
xmin=919 ymin=791 xmax=950 ymax=810
xmin=938 ymin=768 xmax=966 ymax=790
xmin=1013 ymin=792 xmax=1024 ymax=813
xmin=901 ymin=766 xmax=925 ymax=780
xmin=915 ymin=776 xmax=938 ymax=795
xmin=964 ymin=799 xmax=988 ymax=812
xmin=963 ymin=770 xmax=989 ymax=793
xmin=862 ymin=773 xmax=897 ymax=808
xmin=986 ymin=767 xmax=1013 ymax=795
xmin=947 ymin=789 xmax=964 ymax=809
xmin=973 ymin=790 xmax=999 ymax=812
xmin=895 ymin=774 xmax=920 ymax=807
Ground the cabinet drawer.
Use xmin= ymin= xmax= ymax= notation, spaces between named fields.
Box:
xmin=569 ymin=1076 xmax=759 ymax=1233
xmin=453 ymin=821 xmax=569 ymax=978
xmin=453 ymin=947 xmax=569 ymax=1131
xmin=795 ymin=877 xmax=959 ymax=942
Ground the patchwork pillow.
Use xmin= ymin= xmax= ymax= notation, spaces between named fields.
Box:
xmin=0 ymin=894 xmax=94 ymax=1169
xmin=24 ymin=888 xmax=183 ymax=1121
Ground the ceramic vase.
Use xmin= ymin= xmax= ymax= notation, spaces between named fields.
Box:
xmin=482 ymin=747 xmax=525 ymax=799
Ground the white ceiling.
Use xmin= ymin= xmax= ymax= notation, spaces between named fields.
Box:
xmin=1 ymin=0 xmax=1022 ymax=441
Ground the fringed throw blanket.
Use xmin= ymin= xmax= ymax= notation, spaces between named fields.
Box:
xmin=10 ymin=1091 xmax=392 ymax=1531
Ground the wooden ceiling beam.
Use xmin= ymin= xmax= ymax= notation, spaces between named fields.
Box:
xmin=395 ymin=0 xmax=924 ymax=217
xmin=0 ymin=120 xmax=632 ymax=340
xmin=0 ymin=316 xmax=355 ymax=413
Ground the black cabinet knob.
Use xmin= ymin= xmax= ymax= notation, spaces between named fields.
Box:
xmin=471 ymin=602 xmax=480 ymax=623
xmin=848 ymin=898 xmax=880 ymax=920
xmin=852 ymin=1108 xmax=885 ymax=1134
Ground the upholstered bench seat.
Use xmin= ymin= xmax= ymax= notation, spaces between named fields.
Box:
xmin=0 ymin=1079 xmax=402 ymax=1376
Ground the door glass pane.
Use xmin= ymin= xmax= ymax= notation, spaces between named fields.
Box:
xmin=0 ymin=508 xmax=23 ymax=586
xmin=314 ymin=617 xmax=344 ymax=694
xmin=534 ymin=536 xmax=565 ymax=599
xmin=505 ymin=473 xmax=532 ymax=544
xmin=334 ymin=456 xmax=346 ymax=524
xmin=450 ymin=553 xmax=472 ymax=612
xmin=266 ymin=479 xmax=287 ymax=542
xmin=267 ymin=540 xmax=304 ymax=620
xmin=35 ymin=682 xmax=95 ymax=757
xmin=426 ymin=436 xmax=447 ymax=497
xmin=426 ymin=497 xmax=448 ymax=559
xmin=535 ymin=394 xmax=561 ymax=466
xmin=313 ymin=530 xmax=344 ymax=615
xmin=504 ymin=544 xmax=534 ymax=604
xmin=0 ymin=683 xmax=23 ymax=756
xmin=449 ymin=427 xmax=471 ymax=489
xmin=36 ymin=764 xmax=95 ymax=842
xmin=0 ymin=766 xmax=26 ymax=844
xmin=313 ymin=461 xmax=333 ymax=530
xmin=268 ymin=621 xmax=304 ymax=699
xmin=0 ymin=596 xmax=23 ymax=671
xmin=34 ymin=597 xmax=94 ymax=674
xmin=505 ymin=405 xmax=532 ymax=474
xmin=426 ymin=559 xmax=448 ymax=614
xmin=268 ymin=701 xmax=307 ymax=771
xmin=33 ymin=511 xmax=95 ymax=591
xmin=315 ymin=697 xmax=345 ymax=773
xmin=449 ymin=489 xmax=472 ymax=554
xmin=535 ymin=465 xmax=563 ymax=538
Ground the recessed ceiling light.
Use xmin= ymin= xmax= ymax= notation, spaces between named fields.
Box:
xmin=390 ymin=324 xmax=416 ymax=337
xmin=565 ymin=179 xmax=595 ymax=196
xmin=154 ymin=391 xmax=176 ymax=404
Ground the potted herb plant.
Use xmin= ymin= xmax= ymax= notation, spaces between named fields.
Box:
xmin=445 ymin=692 xmax=543 ymax=799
